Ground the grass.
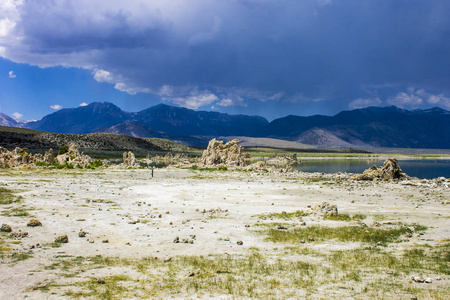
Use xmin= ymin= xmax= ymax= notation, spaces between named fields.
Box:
xmin=255 ymin=210 xmax=308 ymax=220
xmin=323 ymin=213 xmax=366 ymax=221
xmin=0 ymin=233 xmax=33 ymax=263
xmin=0 ymin=187 xmax=22 ymax=205
xmin=259 ymin=224 xmax=419 ymax=245
xmin=35 ymin=240 xmax=450 ymax=299
xmin=187 ymin=166 xmax=229 ymax=172
xmin=1 ymin=206 xmax=32 ymax=217
xmin=41 ymin=252 xmax=323 ymax=298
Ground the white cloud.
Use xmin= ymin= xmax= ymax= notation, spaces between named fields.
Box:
xmin=114 ymin=82 xmax=151 ymax=95
xmin=50 ymin=104 xmax=62 ymax=110
xmin=387 ymin=92 xmax=423 ymax=108
xmin=157 ymin=85 xmax=219 ymax=109
xmin=171 ymin=92 xmax=218 ymax=109
xmin=0 ymin=0 xmax=22 ymax=37
xmin=217 ymin=94 xmax=247 ymax=107
xmin=349 ymin=97 xmax=383 ymax=110
xmin=93 ymin=69 xmax=114 ymax=83
xmin=426 ymin=94 xmax=450 ymax=109
xmin=79 ymin=102 xmax=88 ymax=106
xmin=386 ymin=89 xmax=450 ymax=110
xmin=12 ymin=112 xmax=22 ymax=119
xmin=8 ymin=70 xmax=15 ymax=78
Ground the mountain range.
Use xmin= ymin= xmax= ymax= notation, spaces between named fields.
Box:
xmin=2 ymin=102 xmax=449 ymax=149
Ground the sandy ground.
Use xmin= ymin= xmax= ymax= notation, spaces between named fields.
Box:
xmin=0 ymin=167 xmax=449 ymax=299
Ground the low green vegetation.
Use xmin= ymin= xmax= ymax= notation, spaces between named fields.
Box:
xmin=36 ymin=240 xmax=449 ymax=299
xmin=58 ymin=145 xmax=69 ymax=156
xmin=0 ymin=187 xmax=20 ymax=205
xmin=323 ymin=213 xmax=366 ymax=221
xmin=0 ymin=233 xmax=32 ymax=263
xmin=187 ymin=166 xmax=229 ymax=172
xmin=1 ymin=206 xmax=32 ymax=217
xmin=259 ymin=223 xmax=423 ymax=245
xmin=255 ymin=210 xmax=308 ymax=220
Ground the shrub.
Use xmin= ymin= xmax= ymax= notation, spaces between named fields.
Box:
xmin=58 ymin=145 xmax=69 ymax=156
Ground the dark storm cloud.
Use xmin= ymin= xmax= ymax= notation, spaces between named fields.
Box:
xmin=1 ymin=0 xmax=449 ymax=110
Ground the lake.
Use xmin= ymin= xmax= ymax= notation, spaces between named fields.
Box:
xmin=291 ymin=159 xmax=450 ymax=179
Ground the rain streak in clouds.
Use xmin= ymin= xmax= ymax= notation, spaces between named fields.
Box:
xmin=1 ymin=0 xmax=450 ymax=114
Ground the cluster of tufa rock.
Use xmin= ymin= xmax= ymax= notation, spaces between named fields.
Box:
xmin=352 ymin=158 xmax=408 ymax=181
xmin=0 ymin=147 xmax=54 ymax=168
xmin=0 ymin=143 xmax=102 ymax=169
xmin=201 ymin=139 xmax=246 ymax=167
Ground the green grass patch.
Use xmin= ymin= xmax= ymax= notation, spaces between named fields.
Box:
xmin=256 ymin=210 xmax=308 ymax=220
xmin=1 ymin=207 xmax=32 ymax=217
xmin=0 ymin=187 xmax=22 ymax=205
xmin=32 ymin=240 xmax=449 ymax=299
xmin=187 ymin=166 xmax=229 ymax=172
xmin=260 ymin=224 xmax=417 ymax=244
xmin=323 ymin=213 xmax=366 ymax=221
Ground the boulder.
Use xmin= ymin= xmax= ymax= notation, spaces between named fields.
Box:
xmin=1 ymin=223 xmax=12 ymax=232
xmin=311 ymin=201 xmax=338 ymax=216
xmin=27 ymin=219 xmax=42 ymax=227
xmin=55 ymin=235 xmax=69 ymax=243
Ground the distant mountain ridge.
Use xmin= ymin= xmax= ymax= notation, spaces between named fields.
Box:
xmin=2 ymin=102 xmax=449 ymax=149
xmin=262 ymin=106 xmax=450 ymax=148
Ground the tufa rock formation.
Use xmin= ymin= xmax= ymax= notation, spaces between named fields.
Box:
xmin=55 ymin=143 xmax=92 ymax=168
xmin=122 ymin=151 xmax=139 ymax=167
xmin=353 ymin=158 xmax=408 ymax=181
xmin=201 ymin=139 xmax=245 ymax=167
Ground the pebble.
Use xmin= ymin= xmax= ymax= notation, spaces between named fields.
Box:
xmin=97 ymin=277 xmax=106 ymax=284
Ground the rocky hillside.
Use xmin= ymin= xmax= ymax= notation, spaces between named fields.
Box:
xmin=0 ymin=126 xmax=196 ymax=157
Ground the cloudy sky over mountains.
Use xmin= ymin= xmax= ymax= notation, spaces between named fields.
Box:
xmin=1 ymin=0 xmax=450 ymax=121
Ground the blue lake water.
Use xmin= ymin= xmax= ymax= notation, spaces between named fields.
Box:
xmin=292 ymin=159 xmax=450 ymax=179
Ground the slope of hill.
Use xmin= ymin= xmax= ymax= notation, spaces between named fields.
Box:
xmin=0 ymin=125 xmax=196 ymax=157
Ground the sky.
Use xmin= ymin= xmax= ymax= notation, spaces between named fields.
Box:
xmin=1 ymin=0 xmax=450 ymax=121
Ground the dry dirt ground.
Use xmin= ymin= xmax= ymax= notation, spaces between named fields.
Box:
xmin=0 ymin=167 xmax=449 ymax=299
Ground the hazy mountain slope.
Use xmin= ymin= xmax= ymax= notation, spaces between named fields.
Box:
xmin=96 ymin=121 xmax=168 ymax=138
xmin=0 ymin=113 xmax=21 ymax=127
